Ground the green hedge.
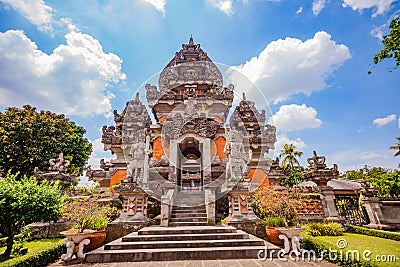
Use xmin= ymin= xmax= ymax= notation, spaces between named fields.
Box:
xmin=347 ymin=226 xmax=400 ymax=242
xmin=301 ymin=235 xmax=375 ymax=267
xmin=0 ymin=239 xmax=66 ymax=267
xmin=304 ymin=222 xmax=344 ymax=236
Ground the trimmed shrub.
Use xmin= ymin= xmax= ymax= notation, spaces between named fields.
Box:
xmin=304 ymin=222 xmax=344 ymax=236
xmin=0 ymin=239 xmax=65 ymax=267
xmin=301 ymin=235 xmax=374 ymax=267
xmin=348 ymin=225 xmax=400 ymax=241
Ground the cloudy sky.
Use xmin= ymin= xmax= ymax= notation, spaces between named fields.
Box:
xmin=0 ymin=0 xmax=399 ymax=172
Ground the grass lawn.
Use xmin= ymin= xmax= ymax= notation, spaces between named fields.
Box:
xmin=0 ymin=238 xmax=64 ymax=266
xmin=314 ymin=233 xmax=400 ymax=267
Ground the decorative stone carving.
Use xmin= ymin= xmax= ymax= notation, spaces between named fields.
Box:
xmin=34 ymin=153 xmax=77 ymax=185
xmin=302 ymin=151 xmax=339 ymax=187
xmin=224 ymin=129 xmax=251 ymax=184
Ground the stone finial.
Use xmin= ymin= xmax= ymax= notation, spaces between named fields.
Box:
xmin=307 ymin=150 xmax=326 ymax=170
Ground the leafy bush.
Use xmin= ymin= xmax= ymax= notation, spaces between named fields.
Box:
xmin=304 ymin=222 xmax=344 ymax=236
xmin=0 ymin=238 xmax=65 ymax=267
xmin=348 ymin=225 xmax=400 ymax=241
xmin=264 ymin=216 xmax=286 ymax=227
xmin=301 ymin=236 xmax=373 ymax=267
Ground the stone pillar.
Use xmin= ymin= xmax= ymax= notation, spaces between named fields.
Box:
xmin=363 ymin=197 xmax=388 ymax=229
xmin=223 ymin=189 xmax=260 ymax=226
xmin=169 ymin=140 xmax=178 ymax=168
xmin=201 ymin=138 xmax=212 ymax=185
xmin=142 ymin=135 xmax=151 ymax=186
xmin=320 ymin=187 xmax=340 ymax=222
xmin=205 ymin=188 xmax=216 ymax=225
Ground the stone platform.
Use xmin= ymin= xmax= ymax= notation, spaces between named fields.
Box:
xmin=85 ymin=225 xmax=278 ymax=263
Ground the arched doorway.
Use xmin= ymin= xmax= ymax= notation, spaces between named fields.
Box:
xmin=178 ymin=137 xmax=203 ymax=191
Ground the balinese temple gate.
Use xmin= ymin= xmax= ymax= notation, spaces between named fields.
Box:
xmin=90 ymin=37 xmax=277 ymax=228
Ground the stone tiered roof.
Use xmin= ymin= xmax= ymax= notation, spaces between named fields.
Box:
xmin=165 ymin=36 xmax=213 ymax=68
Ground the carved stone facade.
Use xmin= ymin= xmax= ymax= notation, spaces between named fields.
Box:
xmin=90 ymin=37 xmax=276 ymax=224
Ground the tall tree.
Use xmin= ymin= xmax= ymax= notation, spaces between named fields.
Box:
xmin=0 ymin=172 xmax=65 ymax=257
xmin=390 ymin=136 xmax=400 ymax=157
xmin=373 ymin=16 xmax=400 ymax=70
xmin=279 ymin=144 xmax=303 ymax=186
xmin=0 ymin=105 xmax=92 ymax=177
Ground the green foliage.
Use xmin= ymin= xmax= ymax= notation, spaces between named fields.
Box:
xmin=279 ymin=144 xmax=303 ymax=186
xmin=264 ymin=216 xmax=286 ymax=227
xmin=390 ymin=136 xmax=400 ymax=157
xmin=0 ymin=105 xmax=92 ymax=177
xmin=280 ymin=168 xmax=303 ymax=188
xmin=373 ymin=16 xmax=400 ymax=70
xmin=63 ymin=191 xmax=118 ymax=233
xmin=252 ymin=187 xmax=303 ymax=225
xmin=347 ymin=226 xmax=400 ymax=241
xmin=11 ymin=227 xmax=32 ymax=256
xmin=0 ymin=172 xmax=65 ymax=257
xmin=304 ymin=222 xmax=344 ymax=236
xmin=300 ymin=235 xmax=374 ymax=267
xmin=0 ymin=238 xmax=65 ymax=267
xmin=341 ymin=166 xmax=400 ymax=196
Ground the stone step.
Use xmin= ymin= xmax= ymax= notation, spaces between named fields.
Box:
xmin=85 ymin=245 xmax=271 ymax=263
xmin=170 ymin=212 xmax=207 ymax=218
xmin=121 ymin=232 xmax=249 ymax=242
xmin=105 ymin=238 xmax=264 ymax=250
xmin=137 ymin=226 xmax=237 ymax=236
xmin=171 ymin=209 xmax=206 ymax=214
xmin=169 ymin=217 xmax=208 ymax=223
xmin=169 ymin=221 xmax=209 ymax=227
xmin=172 ymin=206 xmax=206 ymax=211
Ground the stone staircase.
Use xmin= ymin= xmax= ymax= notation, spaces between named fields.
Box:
xmin=169 ymin=205 xmax=208 ymax=226
xmin=85 ymin=225 xmax=277 ymax=263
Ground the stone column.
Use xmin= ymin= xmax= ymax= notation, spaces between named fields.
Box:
xmin=205 ymin=188 xmax=216 ymax=225
xmin=201 ymin=138 xmax=212 ymax=185
xmin=320 ymin=186 xmax=340 ymax=222
xmin=363 ymin=196 xmax=388 ymax=229
xmin=142 ymin=135 xmax=151 ymax=186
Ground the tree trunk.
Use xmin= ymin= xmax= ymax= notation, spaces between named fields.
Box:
xmin=4 ymin=234 xmax=14 ymax=257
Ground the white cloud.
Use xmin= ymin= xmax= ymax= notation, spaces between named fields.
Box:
xmin=312 ymin=0 xmax=326 ymax=15
xmin=268 ymin=104 xmax=322 ymax=132
xmin=342 ymin=0 xmax=394 ymax=17
xmin=87 ymin=138 xmax=113 ymax=169
xmin=208 ymin=0 xmax=234 ymax=15
xmin=233 ymin=31 xmax=351 ymax=104
xmin=296 ymin=6 xmax=303 ymax=15
xmin=372 ymin=114 xmax=397 ymax=127
xmin=140 ymin=0 xmax=166 ymax=16
xmin=0 ymin=0 xmax=53 ymax=31
xmin=331 ymin=148 xmax=398 ymax=171
xmin=0 ymin=29 xmax=126 ymax=116
xmin=275 ymin=134 xmax=307 ymax=151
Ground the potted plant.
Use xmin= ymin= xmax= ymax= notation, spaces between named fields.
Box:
xmin=252 ymin=187 xmax=304 ymax=245
xmin=61 ymin=191 xmax=118 ymax=249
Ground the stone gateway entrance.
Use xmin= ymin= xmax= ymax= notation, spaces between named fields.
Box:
xmin=85 ymin=37 xmax=279 ymax=262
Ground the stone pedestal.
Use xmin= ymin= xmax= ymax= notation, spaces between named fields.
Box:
xmin=115 ymin=182 xmax=150 ymax=223
xmin=223 ymin=189 xmax=260 ymax=227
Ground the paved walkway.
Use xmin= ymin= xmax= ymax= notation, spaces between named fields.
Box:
xmin=50 ymin=258 xmax=337 ymax=267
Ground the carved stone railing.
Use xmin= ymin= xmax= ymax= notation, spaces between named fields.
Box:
xmin=160 ymin=189 xmax=175 ymax=227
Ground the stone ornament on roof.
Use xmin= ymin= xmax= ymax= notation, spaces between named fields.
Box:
xmin=307 ymin=150 xmax=327 ymax=170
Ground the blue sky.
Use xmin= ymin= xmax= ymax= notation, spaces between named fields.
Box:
xmin=0 ymin=0 xmax=399 ymax=172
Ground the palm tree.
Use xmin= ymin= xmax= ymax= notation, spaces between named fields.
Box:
xmin=390 ymin=136 xmax=400 ymax=157
xmin=279 ymin=143 xmax=303 ymax=186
